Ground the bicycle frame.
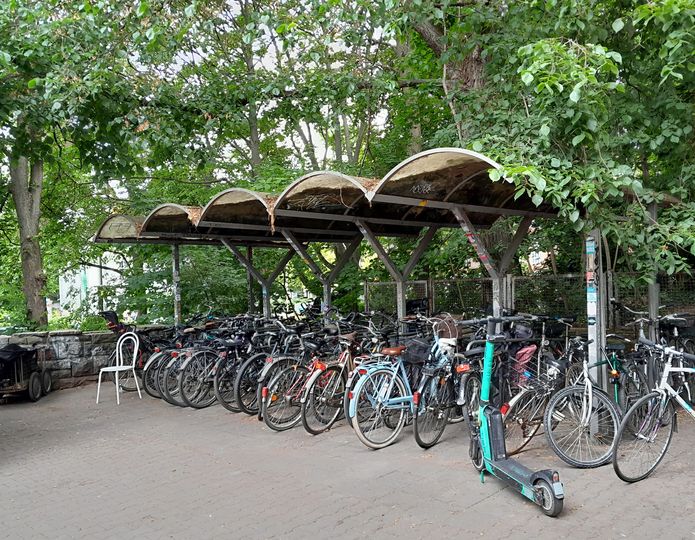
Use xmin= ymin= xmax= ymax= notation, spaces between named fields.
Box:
xmin=655 ymin=353 xmax=695 ymax=418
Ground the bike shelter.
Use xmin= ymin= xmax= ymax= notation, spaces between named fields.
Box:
xmin=94 ymin=146 xmax=667 ymax=382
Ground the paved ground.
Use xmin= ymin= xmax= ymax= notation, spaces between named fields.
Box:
xmin=1 ymin=386 xmax=695 ymax=539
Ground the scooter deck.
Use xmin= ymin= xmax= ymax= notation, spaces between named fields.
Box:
xmin=487 ymin=458 xmax=535 ymax=489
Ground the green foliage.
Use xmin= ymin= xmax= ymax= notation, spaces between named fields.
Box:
xmin=1 ymin=0 xmax=693 ymax=328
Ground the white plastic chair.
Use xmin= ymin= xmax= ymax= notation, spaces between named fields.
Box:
xmin=96 ymin=332 xmax=142 ymax=405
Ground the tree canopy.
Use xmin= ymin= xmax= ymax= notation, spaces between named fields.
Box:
xmin=1 ymin=0 xmax=693 ymax=328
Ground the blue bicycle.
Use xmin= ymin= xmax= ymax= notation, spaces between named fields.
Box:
xmin=348 ymin=315 xmax=455 ymax=449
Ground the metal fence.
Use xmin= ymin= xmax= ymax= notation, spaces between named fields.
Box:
xmin=512 ymin=274 xmax=586 ymax=323
xmin=431 ymin=278 xmax=492 ymax=315
xmin=364 ymin=272 xmax=695 ymax=330
xmin=364 ymin=280 xmax=429 ymax=314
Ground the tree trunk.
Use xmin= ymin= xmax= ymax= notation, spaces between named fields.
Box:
xmin=333 ymin=113 xmax=343 ymax=163
xmin=9 ymin=156 xmax=48 ymax=327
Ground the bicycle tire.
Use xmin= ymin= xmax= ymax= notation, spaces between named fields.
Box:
xmin=544 ymin=384 xmax=620 ymax=468
xmin=352 ymin=368 xmax=408 ymax=450
xmin=413 ymin=374 xmax=451 ymax=449
xmin=612 ymin=391 xmax=676 ymax=482
xmin=161 ymin=356 xmax=186 ymax=407
xmin=256 ymin=356 xmax=296 ymax=421
xmin=301 ymin=366 xmax=345 ymax=435
xmin=214 ymin=355 xmax=241 ymax=412
xmin=504 ymin=389 xmax=548 ymax=455
xmin=233 ymin=353 xmax=267 ymax=416
xmin=618 ymin=362 xmax=648 ymax=414
xmin=262 ymin=365 xmax=309 ymax=431
xmin=461 ymin=372 xmax=481 ymax=422
xmin=179 ymin=350 xmax=217 ymax=409
xmin=143 ymin=351 xmax=167 ymax=399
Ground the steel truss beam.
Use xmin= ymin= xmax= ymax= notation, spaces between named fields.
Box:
xmin=221 ymin=240 xmax=294 ymax=317
xmin=356 ymin=221 xmax=439 ymax=321
xmin=281 ymin=231 xmax=361 ymax=311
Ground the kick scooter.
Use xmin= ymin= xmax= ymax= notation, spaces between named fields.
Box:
xmin=466 ymin=315 xmax=565 ymax=517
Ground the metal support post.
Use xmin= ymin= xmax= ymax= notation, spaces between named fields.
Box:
xmin=356 ymin=221 xmax=438 ymax=322
xmin=221 ymin=240 xmax=294 ymax=318
xmin=246 ymin=247 xmax=255 ymax=313
xmin=506 ymin=274 xmax=515 ymax=311
xmin=281 ymin=232 xmax=361 ymax=314
xmin=647 ymin=203 xmax=660 ymax=340
xmin=172 ymin=244 xmax=182 ymax=327
xmin=585 ymin=230 xmax=606 ymax=390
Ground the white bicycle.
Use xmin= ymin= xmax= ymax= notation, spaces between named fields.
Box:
xmin=612 ymin=337 xmax=695 ymax=482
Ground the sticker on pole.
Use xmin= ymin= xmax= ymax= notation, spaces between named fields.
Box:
xmin=585 ymin=238 xmax=596 ymax=255
xmin=588 ymin=316 xmax=596 ymax=325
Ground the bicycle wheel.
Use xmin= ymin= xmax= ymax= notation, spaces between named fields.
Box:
xmin=256 ymin=356 xmax=296 ymax=421
xmin=233 ymin=353 xmax=266 ymax=415
xmin=544 ymin=384 xmax=620 ymax=468
xmin=143 ymin=351 xmax=166 ymax=399
xmin=612 ymin=391 xmax=676 ymax=482
xmin=301 ymin=366 xmax=345 ymax=435
xmin=352 ymin=368 xmax=408 ymax=450
xmin=564 ymin=363 xmax=583 ymax=387
xmin=214 ymin=355 xmax=241 ymax=412
xmin=413 ymin=375 xmax=451 ymax=449
xmin=618 ymin=362 xmax=648 ymax=414
xmin=504 ymin=389 xmax=548 ymax=455
xmin=262 ymin=365 xmax=309 ymax=431
xmin=461 ymin=372 xmax=481 ymax=422
xmin=179 ymin=350 xmax=217 ymax=409
xmin=161 ymin=357 xmax=186 ymax=407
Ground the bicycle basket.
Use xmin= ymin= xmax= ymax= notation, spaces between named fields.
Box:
xmin=545 ymin=321 xmax=567 ymax=338
xmin=513 ymin=324 xmax=533 ymax=340
xmin=401 ymin=337 xmax=431 ymax=364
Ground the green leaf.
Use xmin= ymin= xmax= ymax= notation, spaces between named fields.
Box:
xmin=569 ymin=210 xmax=580 ymax=223
xmin=184 ymin=4 xmax=195 ymax=17
xmin=539 ymin=124 xmax=550 ymax=137
xmin=572 ymin=133 xmax=586 ymax=146
xmin=27 ymin=78 xmax=39 ymax=89
xmin=569 ymin=84 xmax=582 ymax=103
xmin=0 ymin=51 xmax=10 ymax=65
xmin=550 ymin=158 xmax=561 ymax=168
xmin=136 ymin=1 xmax=148 ymax=17
xmin=612 ymin=18 xmax=624 ymax=33
xmin=488 ymin=169 xmax=502 ymax=181
xmin=521 ymin=72 xmax=534 ymax=85
xmin=531 ymin=194 xmax=543 ymax=207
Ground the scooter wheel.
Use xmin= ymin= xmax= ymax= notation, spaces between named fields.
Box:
xmin=534 ymin=479 xmax=563 ymax=517
xmin=469 ymin=436 xmax=484 ymax=472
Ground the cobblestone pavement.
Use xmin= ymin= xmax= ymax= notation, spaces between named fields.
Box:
xmin=2 ymin=386 xmax=695 ymax=539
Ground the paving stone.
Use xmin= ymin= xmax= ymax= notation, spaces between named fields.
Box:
xmin=1 ymin=385 xmax=694 ymax=539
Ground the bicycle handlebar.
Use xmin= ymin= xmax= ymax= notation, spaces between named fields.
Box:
xmin=638 ymin=336 xmax=695 ymax=363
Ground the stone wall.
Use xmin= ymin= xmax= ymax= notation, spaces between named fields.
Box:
xmin=0 ymin=330 xmax=117 ymax=388
xmin=0 ymin=328 xmax=165 ymax=388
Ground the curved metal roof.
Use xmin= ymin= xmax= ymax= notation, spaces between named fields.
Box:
xmin=93 ymin=214 xmax=220 ymax=245
xmin=368 ymin=148 xmax=556 ymax=226
xmin=197 ymin=188 xmax=275 ymax=226
xmin=141 ymin=204 xmax=202 ymax=235
xmin=94 ymin=214 xmax=143 ymax=242
xmin=96 ymin=147 xmax=560 ymax=248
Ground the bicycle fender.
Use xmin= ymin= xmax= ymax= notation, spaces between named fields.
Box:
xmin=300 ymin=368 xmax=325 ymax=404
